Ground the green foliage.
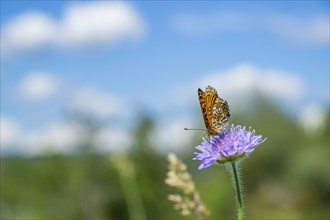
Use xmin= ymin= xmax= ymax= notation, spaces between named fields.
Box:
xmin=1 ymin=98 xmax=329 ymax=219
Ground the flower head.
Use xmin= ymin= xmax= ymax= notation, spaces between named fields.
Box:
xmin=193 ymin=124 xmax=266 ymax=169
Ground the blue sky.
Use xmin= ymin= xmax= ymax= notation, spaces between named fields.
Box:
xmin=1 ymin=1 xmax=329 ymax=155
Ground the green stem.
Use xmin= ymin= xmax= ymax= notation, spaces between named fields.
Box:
xmin=231 ymin=162 xmax=243 ymax=220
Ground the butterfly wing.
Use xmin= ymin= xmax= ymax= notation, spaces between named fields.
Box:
xmin=198 ymin=85 xmax=231 ymax=135
xmin=198 ymin=86 xmax=219 ymax=134
xmin=198 ymin=88 xmax=211 ymax=132
xmin=211 ymin=97 xmax=230 ymax=133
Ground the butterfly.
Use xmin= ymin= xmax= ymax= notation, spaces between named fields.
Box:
xmin=198 ymin=85 xmax=230 ymax=135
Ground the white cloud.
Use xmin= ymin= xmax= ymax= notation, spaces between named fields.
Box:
xmin=0 ymin=116 xmax=21 ymax=148
xmin=274 ymin=15 xmax=329 ymax=44
xmin=57 ymin=2 xmax=145 ymax=47
xmin=16 ymin=71 xmax=58 ymax=101
xmin=173 ymin=11 xmax=246 ymax=36
xmin=298 ymin=103 xmax=327 ymax=134
xmin=0 ymin=117 xmax=83 ymax=156
xmin=0 ymin=117 xmax=133 ymax=156
xmin=69 ymin=88 xmax=124 ymax=119
xmin=95 ymin=127 xmax=131 ymax=152
xmin=1 ymin=12 xmax=57 ymax=54
xmin=173 ymin=10 xmax=329 ymax=45
xmin=23 ymin=121 xmax=85 ymax=156
xmin=172 ymin=63 xmax=305 ymax=107
xmin=152 ymin=118 xmax=195 ymax=152
xmin=1 ymin=2 xmax=146 ymax=55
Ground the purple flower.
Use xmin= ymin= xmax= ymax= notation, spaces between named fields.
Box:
xmin=193 ymin=125 xmax=266 ymax=170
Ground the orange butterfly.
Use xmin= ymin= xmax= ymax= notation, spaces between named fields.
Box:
xmin=198 ymin=85 xmax=230 ymax=135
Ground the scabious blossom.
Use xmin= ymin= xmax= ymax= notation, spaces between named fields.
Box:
xmin=194 ymin=124 xmax=266 ymax=169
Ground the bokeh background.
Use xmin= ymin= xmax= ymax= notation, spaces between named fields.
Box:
xmin=1 ymin=1 xmax=329 ymax=219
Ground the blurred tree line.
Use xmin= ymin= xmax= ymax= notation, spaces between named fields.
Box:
xmin=1 ymin=97 xmax=329 ymax=219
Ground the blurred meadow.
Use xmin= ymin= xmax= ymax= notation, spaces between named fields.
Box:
xmin=1 ymin=1 xmax=329 ymax=220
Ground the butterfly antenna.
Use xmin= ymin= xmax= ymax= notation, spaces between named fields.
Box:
xmin=184 ymin=128 xmax=207 ymax=131
xmin=184 ymin=128 xmax=208 ymax=140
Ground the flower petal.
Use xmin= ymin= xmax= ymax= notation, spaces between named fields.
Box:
xmin=193 ymin=124 xmax=266 ymax=169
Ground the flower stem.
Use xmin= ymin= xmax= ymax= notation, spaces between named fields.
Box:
xmin=231 ymin=162 xmax=243 ymax=220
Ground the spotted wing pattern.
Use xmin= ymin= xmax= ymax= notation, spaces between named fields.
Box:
xmin=198 ymin=85 xmax=230 ymax=135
